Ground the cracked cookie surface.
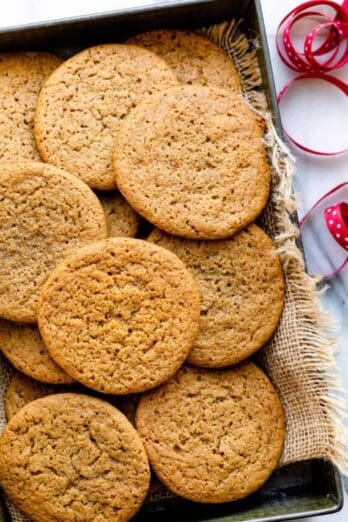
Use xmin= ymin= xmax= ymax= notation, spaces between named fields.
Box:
xmin=34 ymin=44 xmax=178 ymax=190
xmin=0 ymin=320 xmax=73 ymax=384
xmin=127 ymin=29 xmax=241 ymax=91
xmin=0 ymin=393 xmax=150 ymax=521
xmin=115 ymin=85 xmax=270 ymax=239
xmin=0 ymin=52 xmax=62 ymax=162
xmin=136 ymin=363 xmax=285 ymax=503
xmin=148 ymin=224 xmax=284 ymax=367
xmin=0 ymin=162 xmax=107 ymax=323
xmin=38 ymin=238 xmax=201 ymax=394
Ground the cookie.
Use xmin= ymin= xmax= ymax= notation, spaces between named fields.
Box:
xmin=0 ymin=162 xmax=107 ymax=323
xmin=0 ymin=52 xmax=62 ymax=162
xmin=136 ymin=363 xmax=285 ymax=503
xmin=98 ymin=191 xmax=140 ymax=237
xmin=34 ymin=44 xmax=178 ymax=190
xmin=0 ymin=393 xmax=150 ymax=521
xmin=148 ymin=225 xmax=284 ymax=367
xmin=115 ymin=85 xmax=270 ymax=239
xmin=0 ymin=319 xmax=73 ymax=384
xmin=5 ymin=372 xmax=65 ymax=420
xmin=127 ymin=29 xmax=241 ymax=92
xmin=38 ymin=238 xmax=201 ymax=394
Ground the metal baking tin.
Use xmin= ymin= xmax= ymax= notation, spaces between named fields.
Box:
xmin=0 ymin=0 xmax=343 ymax=520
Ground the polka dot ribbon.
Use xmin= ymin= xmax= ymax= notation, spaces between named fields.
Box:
xmin=276 ymin=0 xmax=348 ymax=155
xmin=299 ymin=182 xmax=348 ymax=276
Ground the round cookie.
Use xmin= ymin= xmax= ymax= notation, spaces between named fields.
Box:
xmin=98 ymin=191 xmax=140 ymax=237
xmin=5 ymin=372 xmax=65 ymax=420
xmin=115 ymin=85 xmax=270 ymax=239
xmin=148 ymin=225 xmax=285 ymax=367
xmin=34 ymin=44 xmax=178 ymax=190
xmin=0 ymin=319 xmax=73 ymax=384
xmin=0 ymin=162 xmax=107 ymax=323
xmin=38 ymin=238 xmax=201 ymax=394
xmin=0 ymin=393 xmax=150 ymax=521
xmin=127 ymin=29 xmax=241 ymax=92
xmin=0 ymin=52 xmax=62 ymax=162
xmin=136 ymin=363 xmax=285 ymax=503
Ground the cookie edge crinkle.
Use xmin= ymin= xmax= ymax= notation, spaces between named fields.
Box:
xmin=0 ymin=393 xmax=151 ymax=521
xmin=33 ymin=44 xmax=179 ymax=190
xmin=114 ymin=85 xmax=270 ymax=239
xmin=0 ymin=161 xmax=108 ymax=323
xmin=37 ymin=238 xmax=201 ymax=394
xmin=135 ymin=363 xmax=285 ymax=503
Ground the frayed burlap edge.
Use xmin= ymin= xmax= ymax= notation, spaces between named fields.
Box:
xmin=202 ymin=20 xmax=347 ymax=472
xmin=1 ymin=18 xmax=347 ymax=522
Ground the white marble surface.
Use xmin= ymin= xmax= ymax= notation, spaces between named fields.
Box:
xmin=261 ymin=1 xmax=348 ymax=520
xmin=0 ymin=0 xmax=346 ymax=520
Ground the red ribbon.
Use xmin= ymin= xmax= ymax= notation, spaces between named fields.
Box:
xmin=277 ymin=0 xmax=348 ymax=74
xmin=278 ymin=73 xmax=348 ymax=155
xmin=276 ymin=2 xmax=348 ymax=277
xmin=276 ymin=0 xmax=348 ymax=155
xmin=299 ymin=183 xmax=348 ymax=276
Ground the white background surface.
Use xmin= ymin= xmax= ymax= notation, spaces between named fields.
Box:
xmin=261 ymin=5 xmax=348 ymax=521
xmin=0 ymin=0 xmax=347 ymax=520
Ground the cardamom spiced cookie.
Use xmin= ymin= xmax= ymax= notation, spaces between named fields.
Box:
xmin=34 ymin=44 xmax=178 ymax=190
xmin=0 ymin=393 xmax=150 ymax=521
xmin=115 ymin=85 xmax=270 ymax=239
xmin=148 ymin=225 xmax=284 ymax=367
xmin=0 ymin=319 xmax=73 ymax=384
xmin=38 ymin=238 xmax=201 ymax=394
xmin=98 ymin=191 xmax=140 ymax=237
xmin=5 ymin=372 xmax=65 ymax=420
xmin=0 ymin=52 xmax=62 ymax=162
xmin=0 ymin=162 xmax=107 ymax=323
xmin=136 ymin=363 xmax=285 ymax=503
xmin=127 ymin=29 xmax=241 ymax=92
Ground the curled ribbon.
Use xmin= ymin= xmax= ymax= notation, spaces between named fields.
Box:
xmin=299 ymin=182 xmax=348 ymax=276
xmin=276 ymin=0 xmax=348 ymax=155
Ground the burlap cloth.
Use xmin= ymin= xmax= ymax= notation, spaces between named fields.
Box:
xmin=0 ymin=20 xmax=347 ymax=521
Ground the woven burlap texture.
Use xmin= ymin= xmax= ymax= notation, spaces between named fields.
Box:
xmin=0 ymin=19 xmax=346 ymax=522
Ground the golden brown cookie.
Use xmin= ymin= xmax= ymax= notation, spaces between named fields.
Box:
xmin=0 ymin=162 xmax=107 ymax=323
xmin=0 ymin=52 xmax=62 ymax=162
xmin=148 ymin=225 xmax=284 ymax=367
xmin=98 ymin=191 xmax=140 ymax=237
xmin=0 ymin=393 xmax=150 ymax=521
xmin=0 ymin=319 xmax=73 ymax=384
xmin=136 ymin=363 xmax=285 ymax=503
xmin=5 ymin=372 xmax=65 ymax=420
xmin=115 ymin=85 xmax=270 ymax=239
xmin=127 ymin=29 xmax=241 ymax=92
xmin=34 ymin=44 xmax=178 ymax=190
xmin=38 ymin=238 xmax=201 ymax=394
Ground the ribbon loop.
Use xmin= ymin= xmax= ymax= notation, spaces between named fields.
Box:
xmin=277 ymin=0 xmax=348 ymax=75
xmin=325 ymin=202 xmax=348 ymax=250
xmin=300 ymin=183 xmax=348 ymax=277
xmin=276 ymin=0 xmax=348 ymax=156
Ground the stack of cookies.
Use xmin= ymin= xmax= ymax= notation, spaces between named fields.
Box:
xmin=0 ymin=31 xmax=286 ymax=522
